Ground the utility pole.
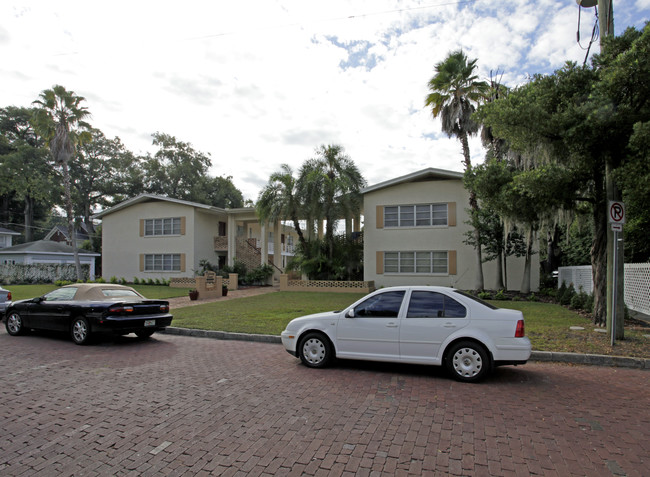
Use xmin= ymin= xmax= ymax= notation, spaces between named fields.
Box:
xmin=597 ymin=0 xmax=625 ymax=341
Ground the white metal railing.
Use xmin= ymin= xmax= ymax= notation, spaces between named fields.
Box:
xmin=558 ymin=263 xmax=650 ymax=315
xmin=254 ymin=240 xmax=295 ymax=256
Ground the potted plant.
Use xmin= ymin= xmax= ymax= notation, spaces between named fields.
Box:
xmin=222 ymin=285 xmax=228 ymax=297
xmin=189 ymin=289 xmax=199 ymax=300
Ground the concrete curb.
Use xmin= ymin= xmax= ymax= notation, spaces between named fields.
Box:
xmin=162 ymin=327 xmax=281 ymax=344
xmin=530 ymin=351 xmax=650 ymax=370
xmin=161 ymin=327 xmax=650 ymax=370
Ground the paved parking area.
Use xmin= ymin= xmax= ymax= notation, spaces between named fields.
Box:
xmin=1 ymin=330 xmax=648 ymax=476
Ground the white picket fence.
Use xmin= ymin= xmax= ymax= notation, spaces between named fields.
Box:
xmin=558 ymin=263 xmax=650 ymax=316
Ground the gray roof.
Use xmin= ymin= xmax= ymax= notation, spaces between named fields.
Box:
xmin=92 ymin=193 xmax=256 ymax=220
xmin=0 ymin=227 xmax=21 ymax=236
xmin=361 ymin=167 xmax=464 ymax=195
xmin=0 ymin=240 xmax=100 ymax=256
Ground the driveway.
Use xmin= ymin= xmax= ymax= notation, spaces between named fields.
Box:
xmin=1 ymin=330 xmax=648 ymax=476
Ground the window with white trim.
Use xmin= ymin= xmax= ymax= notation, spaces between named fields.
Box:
xmin=144 ymin=218 xmax=181 ymax=236
xmin=144 ymin=254 xmax=181 ymax=271
xmin=384 ymin=251 xmax=448 ymax=274
xmin=384 ymin=204 xmax=447 ymax=227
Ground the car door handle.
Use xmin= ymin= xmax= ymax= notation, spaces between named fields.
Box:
xmin=386 ymin=322 xmax=398 ymax=328
xmin=443 ymin=322 xmax=456 ymax=328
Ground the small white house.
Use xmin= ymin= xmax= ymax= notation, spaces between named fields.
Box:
xmin=0 ymin=240 xmax=100 ymax=279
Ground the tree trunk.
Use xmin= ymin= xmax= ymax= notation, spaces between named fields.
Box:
xmin=520 ymin=227 xmax=534 ymax=294
xmin=503 ymin=250 xmax=508 ymax=290
xmin=24 ymin=195 xmax=34 ymax=242
xmin=495 ymin=248 xmax=504 ymax=290
xmin=83 ymin=202 xmax=94 ymax=235
xmin=460 ymin=132 xmax=484 ymax=290
xmin=545 ymin=225 xmax=562 ymax=274
xmin=591 ymin=192 xmax=608 ymax=327
xmin=62 ymin=159 xmax=83 ymax=281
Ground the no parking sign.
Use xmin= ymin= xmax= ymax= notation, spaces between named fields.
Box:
xmin=608 ymin=201 xmax=625 ymax=231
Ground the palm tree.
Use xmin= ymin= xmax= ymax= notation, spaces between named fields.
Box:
xmin=256 ymin=164 xmax=306 ymax=246
xmin=32 ymin=85 xmax=92 ymax=281
xmin=299 ymin=145 xmax=366 ymax=261
xmin=426 ymin=50 xmax=488 ymax=290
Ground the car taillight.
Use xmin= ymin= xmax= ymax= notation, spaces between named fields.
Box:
xmin=515 ymin=319 xmax=525 ymax=337
xmin=7 ymin=292 xmax=11 ymax=301
xmin=160 ymin=305 xmax=169 ymax=312
xmin=109 ymin=306 xmax=134 ymax=313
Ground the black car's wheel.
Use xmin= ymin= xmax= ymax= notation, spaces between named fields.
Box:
xmin=445 ymin=341 xmax=490 ymax=383
xmin=71 ymin=317 xmax=91 ymax=345
xmin=135 ymin=329 xmax=156 ymax=339
xmin=298 ymin=332 xmax=333 ymax=368
xmin=5 ymin=311 xmax=25 ymax=336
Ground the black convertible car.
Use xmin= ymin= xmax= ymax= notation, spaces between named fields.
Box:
xmin=4 ymin=284 xmax=173 ymax=345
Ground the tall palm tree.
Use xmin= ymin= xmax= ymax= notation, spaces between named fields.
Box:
xmin=426 ymin=50 xmax=488 ymax=290
xmin=256 ymin=164 xmax=306 ymax=246
xmin=299 ymin=145 xmax=365 ymax=261
xmin=32 ymin=85 xmax=92 ymax=281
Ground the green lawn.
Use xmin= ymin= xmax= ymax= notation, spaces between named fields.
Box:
xmin=172 ymin=292 xmax=365 ymax=335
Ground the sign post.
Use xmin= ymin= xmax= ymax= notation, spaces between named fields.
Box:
xmin=608 ymin=201 xmax=625 ymax=346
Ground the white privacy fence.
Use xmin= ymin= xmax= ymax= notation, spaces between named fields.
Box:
xmin=558 ymin=263 xmax=650 ymax=316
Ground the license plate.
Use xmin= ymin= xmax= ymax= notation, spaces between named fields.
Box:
xmin=144 ymin=319 xmax=155 ymax=327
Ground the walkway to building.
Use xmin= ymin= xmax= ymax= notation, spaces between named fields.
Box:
xmin=167 ymin=285 xmax=279 ymax=309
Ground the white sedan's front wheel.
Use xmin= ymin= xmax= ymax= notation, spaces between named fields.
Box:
xmin=446 ymin=341 xmax=490 ymax=382
xmin=298 ymin=333 xmax=333 ymax=368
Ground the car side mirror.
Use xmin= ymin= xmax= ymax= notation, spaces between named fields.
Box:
xmin=33 ymin=297 xmax=44 ymax=303
xmin=346 ymin=309 xmax=355 ymax=318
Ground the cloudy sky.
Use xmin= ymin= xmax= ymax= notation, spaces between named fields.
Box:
xmin=1 ymin=0 xmax=649 ymax=202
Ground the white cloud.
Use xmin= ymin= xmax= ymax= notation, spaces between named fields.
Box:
xmin=1 ymin=0 xmax=648 ymax=201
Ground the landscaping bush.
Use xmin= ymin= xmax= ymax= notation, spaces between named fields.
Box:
xmin=54 ymin=280 xmax=74 ymax=286
xmin=478 ymin=291 xmax=492 ymax=300
xmin=243 ymin=264 xmax=274 ymax=286
xmin=558 ymin=283 xmax=576 ymax=306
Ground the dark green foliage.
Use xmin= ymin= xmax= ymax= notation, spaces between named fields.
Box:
xmin=477 ymin=291 xmax=492 ymax=300
xmin=287 ymin=234 xmax=364 ymax=281
xmin=558 ymin=283 xmax=576 ymax=306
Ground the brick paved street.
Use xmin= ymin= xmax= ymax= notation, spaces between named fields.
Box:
xmin=1 ymin=330 xmax=648 ymax=476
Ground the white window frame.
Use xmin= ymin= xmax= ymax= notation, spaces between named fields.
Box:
xmin=144 ymin=218 xmax=182 ymax=237
xmin=384 ymin=251 xmax=448 ymax=275
xmin=384 ymin=204 xmax=448 ymax=228
xmin=144 ymin=253 xmax=182 ymax=272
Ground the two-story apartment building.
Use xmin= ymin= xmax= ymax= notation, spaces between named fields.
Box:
xmin=93 ymin=194 xmax=299 ymax=281
xmin=362 ymin=168 xmax=539 ymax=291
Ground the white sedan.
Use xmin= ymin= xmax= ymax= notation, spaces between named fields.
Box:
xmin=281 ymin=286 xmax=531 ymax=382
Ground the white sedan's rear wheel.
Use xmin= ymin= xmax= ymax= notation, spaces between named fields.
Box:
xmin=446 ymin=341 xmax=490 ymax=382
xmin=298 ymin=333 xmax=333 ymax=368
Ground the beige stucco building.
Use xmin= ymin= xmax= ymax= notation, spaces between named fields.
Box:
xmin=362 ymin=168 xmax=539 ymax=291
xmin=93 ymin=194 xmax=299 ymax=281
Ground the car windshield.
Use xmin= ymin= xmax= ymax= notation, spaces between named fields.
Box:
xmin=44 ymin=287 xmax=78 ymax=301
xmin=452 ymin=290 xmax=498 ymax=310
